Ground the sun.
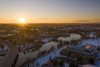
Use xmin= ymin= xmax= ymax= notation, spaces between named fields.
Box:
xmin=19 ymin=18 xmax=26 ymax=24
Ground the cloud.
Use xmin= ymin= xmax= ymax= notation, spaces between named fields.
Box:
xmin=74 ymin=20 xmax=90 ymax=23
xmin=74 ymin=19 xmax=100 ymax=23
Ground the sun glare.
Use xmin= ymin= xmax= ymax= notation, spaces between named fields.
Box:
xmin=19 ymin=18 xmax=26 ymax=24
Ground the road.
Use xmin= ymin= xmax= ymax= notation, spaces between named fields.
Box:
xmin=0 ymin=47 xmax=17 ymax=67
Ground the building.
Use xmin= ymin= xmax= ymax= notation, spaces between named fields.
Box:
xmin=60 ymin=44 xmax=97 ymax=66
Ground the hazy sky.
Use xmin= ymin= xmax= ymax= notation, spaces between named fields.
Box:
xmin=0 ymin=0 xmax=100 ymax=23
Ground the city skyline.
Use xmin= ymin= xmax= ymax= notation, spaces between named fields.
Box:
xmin=0 ymin=0 xmax=100 ymax=24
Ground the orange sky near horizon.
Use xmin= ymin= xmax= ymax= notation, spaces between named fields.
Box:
xmin=0 ymin=18 xmax=99 ymax=24
xmin=0 ymin=0 xmax=100 ymax=24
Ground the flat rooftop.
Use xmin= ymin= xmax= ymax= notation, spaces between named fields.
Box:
xmin=64 ymin=44 xmax=97 ymax=55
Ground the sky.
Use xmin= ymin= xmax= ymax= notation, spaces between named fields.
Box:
xmin=0 ymin=0 xmax=100 ymax=23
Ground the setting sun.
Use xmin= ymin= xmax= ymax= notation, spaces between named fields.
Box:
xmin=19 ymin=18 xmax=26 ymax=24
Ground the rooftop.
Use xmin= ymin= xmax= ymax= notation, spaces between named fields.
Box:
xmin=60 ymin=44 xmax=97 ymax=57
